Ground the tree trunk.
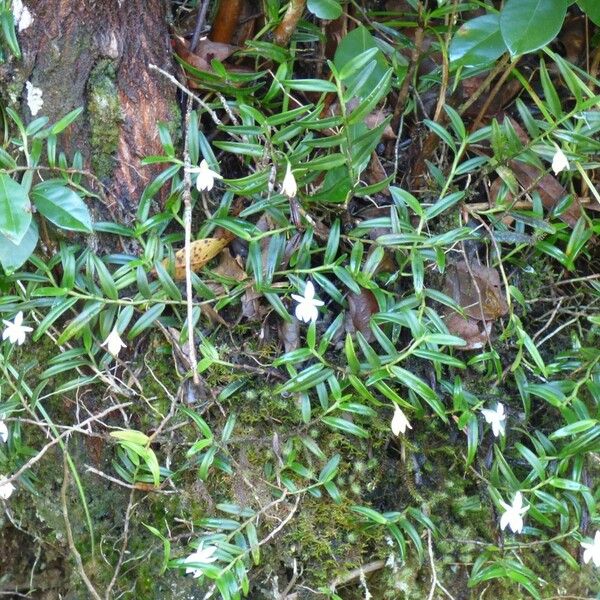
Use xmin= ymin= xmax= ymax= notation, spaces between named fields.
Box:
xmin=5 ymin=0 xmax=178 ymax=222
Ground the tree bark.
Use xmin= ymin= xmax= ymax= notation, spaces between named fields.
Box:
xmin=5 ymin=0 xmax=178 ymax=222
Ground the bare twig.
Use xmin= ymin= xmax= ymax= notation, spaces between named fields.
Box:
xmin=390 ymin=2 xmax=424 ymax=134
xmin=458 ymin=53 xmax=511 ymax=116
xmin=432 ymin=0 xmax=459 ymax=124
xmin=61 ymin=454 xmax=103 ymax=600
xmin=148 ymin=63 xmax=224 ymax=127
xmin=190 ymin=0 xmax=211 ymax=52
xmin=104 ymin=487 xmax=137 ymax=599
xmin=426 ymin=530 xmax=456 ymax=600
xmin=469 ymin=57 xmax=520 ymax=132
xmin=554 ymin=273 xmax=600 ymax=286
xmin=331 ymin=560 xmax=386 ymax=589
xmin=3 ymin=403 xmax=132 ymax=486
xmin=182 ymin=101 xmax=201 ymax=387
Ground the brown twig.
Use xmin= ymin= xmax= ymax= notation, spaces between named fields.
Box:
xmin=458 ymin=53 xmax=511 ymax=116
xmin=390 ymin=2 xmax=424 ymax=135
xmin=190 ymin=0 xmax=211 ymax=52
xmin=432 ymin=0 xmax=459 ymax=124
xmin=469 ymin=56 xmax=521 ymax=132
xmin=274 ymin=0 xmax=307 ymax=46
xmin=148 ymin=64 xmax=224 ymax=127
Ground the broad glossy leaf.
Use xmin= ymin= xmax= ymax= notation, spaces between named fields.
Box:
xmin=0 ymin=173 xmax=31 ymax=244
xmin=334 ymin=26 xmax=390 ymax=97
xmin=32 ymin=181 xmax=92 ymax=233
xmin=307 ymin=0 xmax=342 ymax=19
xmin=0 ymin=220 xmax=38 ymax=272
xmin=500 ymin=0 xmax=567 ymax=56
xmin=449 ymin=14 xmax=506 ymax=67
xmin=578 ymin=0 xmax=600 ymax=26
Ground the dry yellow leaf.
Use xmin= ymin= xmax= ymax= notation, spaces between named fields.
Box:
xmin=165 ymin=237 xmax=231 ymax=280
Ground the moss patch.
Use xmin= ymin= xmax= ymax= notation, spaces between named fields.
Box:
xmin=87 ymin=60 xmax=121 ymax=180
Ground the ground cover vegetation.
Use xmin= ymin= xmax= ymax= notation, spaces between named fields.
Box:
xmin=0 ymin=0 xmax=600 ymax=598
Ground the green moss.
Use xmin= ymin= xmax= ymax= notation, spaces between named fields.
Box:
xmin=283 ymin=496 xmax=385 ymax=590
xmin=87 ymin=60 xmax=122 ymax=180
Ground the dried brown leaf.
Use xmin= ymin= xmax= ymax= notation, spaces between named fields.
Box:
xmin=445 ymin=311 xmax=492 ymax=350
xmin=509 ymin=159 xmax=584 ymax=228
xmin=443 ymin=260 xmax=508 ymax=321
xmin=213 ymin=248 xmax=247 ymax=282
xmin=165 ymin=237 xmax=231 ymax=281
xmin=345 ymin=289 xmax=378 ymax=341
xmin=279 ymin=318 xmax=300 ymax=353
xmin=241 ymin=288 xmax=263 ymax=321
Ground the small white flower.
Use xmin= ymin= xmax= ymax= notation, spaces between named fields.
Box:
xmin=281 ymin=163 xmax=297 ymax=198
xmin=187 ymin=159 xmax=223 ymax=192
xmin=0 ymin=420 xmax=8 ymax=443
xmin=2 ymin=311 xmax=33 ymax=346
xmin=391 ymin=405 xmax=412 ymax=436
xmin=25 ymin=81 xmax=43 ymax=116
xmin=0 ymin=476 xmax=15 ymax=500
xmin=551 ymin=146 xmax=569 ymax=175
xmin=582 ymin=530 xmax=600 ymax=567
xmin=101 ymin=327 xmax=126 ymax=358
xmin=499 ymin=491 xmax=529 ymax=534
xmin=291 ymin=281 xmax=324 ymax=323
xmin=183 ymin=544 xmax=218 ymax=578
xmin=481 ymin=403 xmax=506 ymax=438
xmin=12 ymin=0 xmax=33 ymax=32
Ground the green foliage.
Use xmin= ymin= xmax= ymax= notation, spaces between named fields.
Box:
xmin=1 ymin=2 xmax=600 ymax=598
xmin=0 ymin=107 xmax=92 ymax=272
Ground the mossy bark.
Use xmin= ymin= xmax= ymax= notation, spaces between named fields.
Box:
xmin=2 ymin=0 xmax=178 ymax=222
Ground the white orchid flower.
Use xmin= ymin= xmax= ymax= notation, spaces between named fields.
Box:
xmin=481 ymin=403 xmax=506 ymax=438
xmin=391 ymin=405 xmax=412 ymax=436
xmin=0 ymin=419 xmax=7 ymax=443
xmin=0 ymin=476 xmax=15 ymax=500
xmin=582 ymin=531 xmax=600 ymax=567
xmin=2 ymin=311 xmax=33 ymax=345
xmin=291 ymin=281 xmax=324 ymax=323
xmin=551 ymin=146 xmax=569 ymax=175
xmin=281 ymin=163 xmax=297 ymax=198
xmin=499 ymin=491 xmax=529 ymax=534
xmin=187 ymin=159 xmax=223 ymax=192
xmin=183 ymin=544 xmax=218 ymax=578
xmin=101 ymin=327 xmax=127 ymax=358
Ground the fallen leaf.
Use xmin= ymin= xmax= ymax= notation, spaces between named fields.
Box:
xmin=365 ymin=244 xmax=397 ymax=274
xmin=509 ymin=159 xmax=584 ymax=228
xmin=213 ymin=248 xmax=247 ymax=282
xmin=165 ymin=237 xmax=231 ymax=281
xmin=200 ymin=303 xmax=229 ymax=327
xmin=345 ymin=289 xmax=378 ymax=341
xmin=279 ymin=317 xmax=300 ymax=353
xmin=241 ymin=288 xmax=263 ymax=321
xmin=364 ymin=152 xmax=390 ymax=191
xmin=444 ymin=311 xmax=492 ymax=350
xmin=172 ymin=35 xmax=239 ymax=72
xmin=443 ymin=259 xmax=508 ymax=321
